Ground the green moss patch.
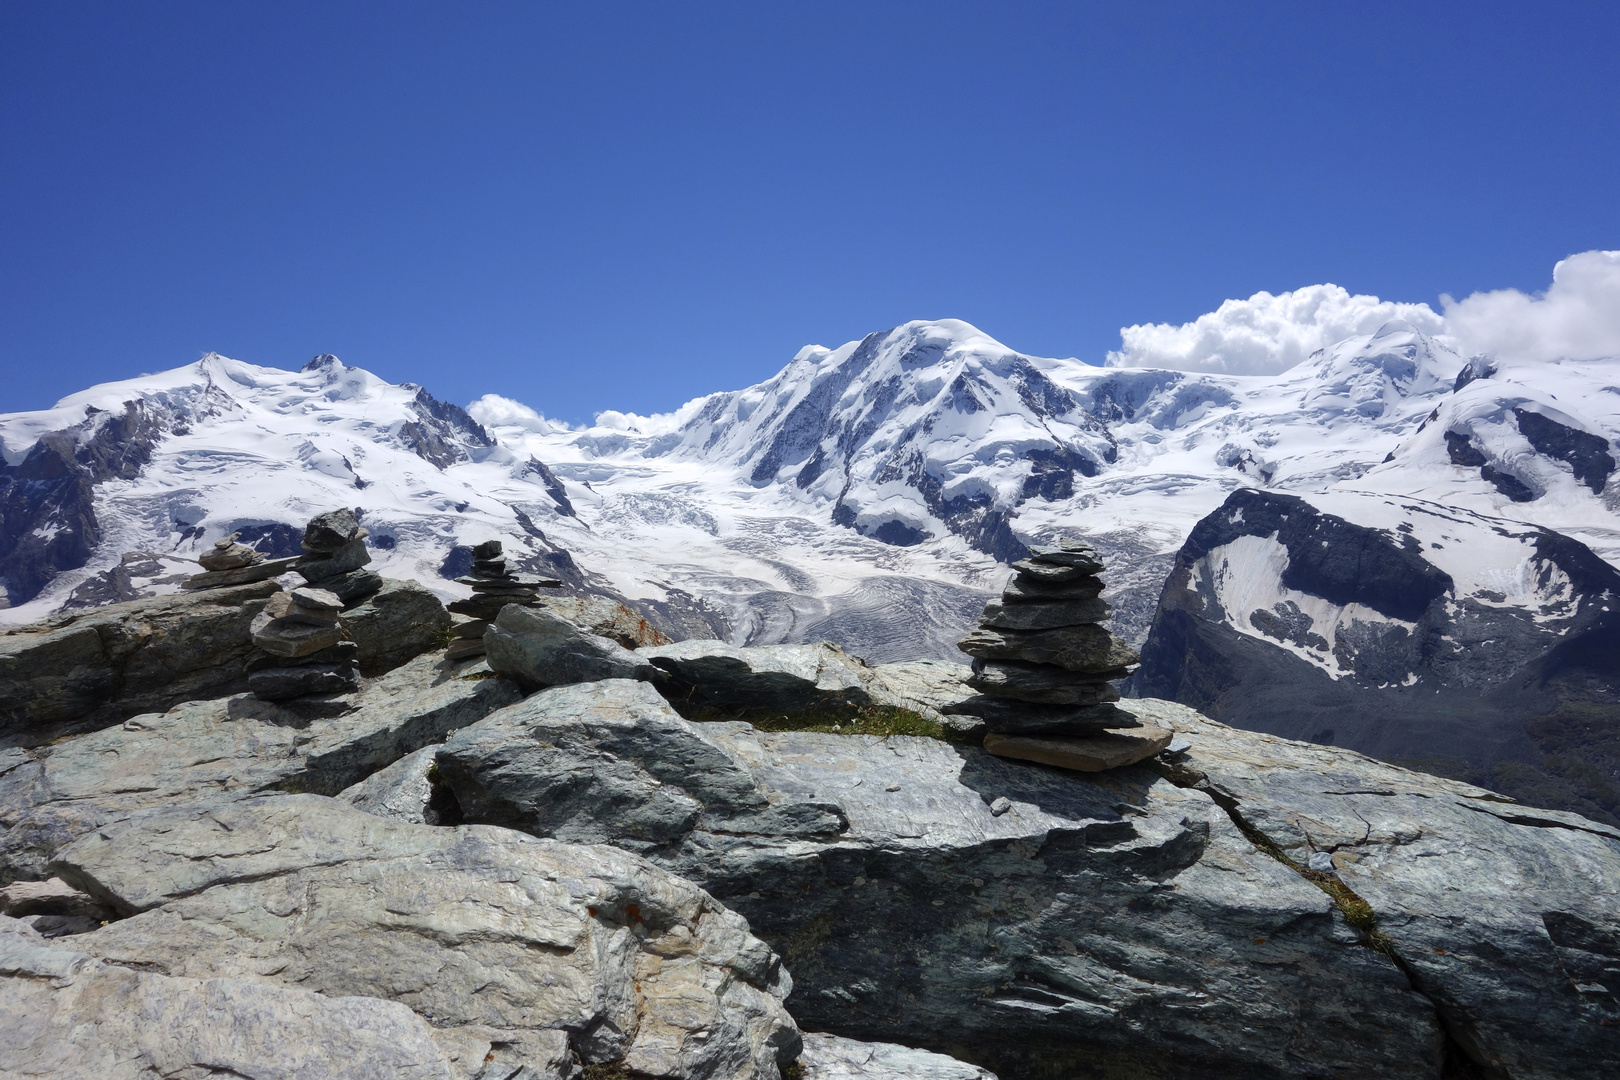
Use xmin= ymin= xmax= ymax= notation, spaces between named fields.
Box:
xmin=674 ymin=697 xmax=955 ymax=740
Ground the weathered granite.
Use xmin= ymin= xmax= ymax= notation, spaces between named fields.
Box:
xmin=337 ymin=577 xmax=453 ymax=675
xmin=49 ymin=795 xmax=801 ymax=1079
xmin=486 ymin=604 xmax=661 ymax=690
xmin=798 ymin=1032 xmax=998 ymax=1080
xmin=1155 ymin=704 xmax=1620 ymax=1080
xmin=538 ymin=593 xmax=675 ymax=649
xmin=436 ymin=683 xmax=1444 ymax=1078
xmin=0 ymin=580 xmax=282 ymax=745
xmin=0 ymin=652 xmax=521 ymax=881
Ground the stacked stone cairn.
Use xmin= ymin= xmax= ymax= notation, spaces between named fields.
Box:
xmin=247 ymin=586 xmax=359 ymax=701
xmin=182 ymin=532 xmax=298 ymax=591
xmin=445 ymin=539 xmax=561 ymax=661
xmin=947 ymin=537 xmax=1173 ymax=772
xmin=243 ymin=509 xmax=380 ymax=701
xmin=291 ymin=508 xmax=383 ymax=605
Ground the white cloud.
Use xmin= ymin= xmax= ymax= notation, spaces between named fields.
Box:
xmin=1106 ymin=285 xmax=1447 ymax=375
xmin=1443 ymin=250 xmax=1620 ymax=363
xmin=466 ymin=393 xmax=572 ymax=434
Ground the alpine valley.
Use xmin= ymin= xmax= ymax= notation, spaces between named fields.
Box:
xmin=3 ymin=318 xmax=1618 ymax=822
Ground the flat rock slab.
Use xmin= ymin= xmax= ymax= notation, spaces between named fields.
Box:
xmin=47 ymin=795 xmax=798 ymax=1078
xmin=181 ymin=556 xmax=298 ymax=590
xmin=983 ymin=727 xmax=1173 ymax=772
xmin=798 ymin=1032 xmax=998 ymax=1079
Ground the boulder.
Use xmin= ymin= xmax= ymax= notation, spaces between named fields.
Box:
xmin=300 ymin=508 xmax=361 ymax=552
xmin=338 ymin=745 xmax=451 ymax=826
xmin=485 ymin=604 xmax=661 ymax=690
xmin=433 ymin=683 xmax=1620 ymax=1078
xmin=337 ymin=577 xmax=452 ymax=675
xmin=0 ymin=651 xmax=521 ymax=881
xmin=798 ymin=1033 xmax=998 ymax=1080
xmin=437 ymin=680 xmax=847 ymax=852
xmin=1157 ymin=704 xmax=1620 ymax=1080
xmin=319 ymin=567 xmax=385 ymax=604
xmin=538 ymin=593 xmax=674 ymax=649
xmin=50 ymin=794 xmax=801 ymax=1078
xmin=0 ymin=580 xmax=282 ymax=745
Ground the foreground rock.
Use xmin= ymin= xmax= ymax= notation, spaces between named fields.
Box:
xmin=640 ymin=640 xmax=974 ymax=723
xmin=45 ymin=794 xmax=801 ymax=1079
xmin=433 ymin=680 xmax=1620 ymax=1079
xmin=0 ymin=651 xmax=521 ymax=880
xmin=2 ymin=914 xmax=477 ymax=1080
xmin=798 ymin=1033 xmax=998 ymax=1080
xmin=434 ymin=682 xmax=1439 ymax=1078
xmin=0 ymin=580 xmax=281 ymax=746
xmin=1158 ymin=708 xmax=1620 ymax=1080
xmin=486 ymin=604 xmax=661 ymax=689
xmin=540 ymin=593 xmax=674 ymax=649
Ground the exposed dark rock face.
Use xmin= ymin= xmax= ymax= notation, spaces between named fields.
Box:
xmin=0 ymin=400 xmax=180 ymax=606
xmin=1133 ymin=489 xmax=1620 ymax=825
xmin=0 ymin=581 xmax=282 ymax=747
xmin=1515 ymin=407 xmax=1615 ymax=493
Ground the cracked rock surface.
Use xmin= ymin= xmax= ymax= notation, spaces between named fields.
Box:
xmin=435 ymin=684 xmax=1457 ymax=1078
xmin=1156 ymin=704 xmax=1620 ymax=1080
xmin=0 ymin=651 xmax=521 ymax=881
xmin=40 ymin=795 xmax=800 ymax=1080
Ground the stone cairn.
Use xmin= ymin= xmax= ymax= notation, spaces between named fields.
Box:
xmin=182 ymin=533 xmax=298 ymax=591
xmin=946 ymin=537 xmax=1173 ymax=772
xmin=444 ymin=539 xmax=560 ymax=662
xmin=245 ymin=509 xmax=379 ymax=701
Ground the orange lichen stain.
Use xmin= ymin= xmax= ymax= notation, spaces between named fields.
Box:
xmin=587 ymin=906 xmax=597 ymax=918
xmin=1252 ymin=938 xmax=1267 ymax=946
xmin=626 ymin=903 xmax=642 ymax=923
xmin=1432 ymin=947 xmax=1447 ymax=955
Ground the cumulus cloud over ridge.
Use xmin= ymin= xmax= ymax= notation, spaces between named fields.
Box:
xmin=1443 ymin=250 xmax=1620 ymax=363
xmin=1106 ymin=285 xmax=1446 ymax=375
xmin=1106 ymin=251 xmax=1620 ymax=375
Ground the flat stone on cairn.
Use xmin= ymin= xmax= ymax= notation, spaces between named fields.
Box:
xmin=444 ymin=540 xmax=562 ymax=660
xmin=951 ymin=537 xmax=1164 ymax=772
xmin=183 ymin=532 xmax=298 ymax=590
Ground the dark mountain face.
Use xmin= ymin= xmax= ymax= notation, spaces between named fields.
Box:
xmin=1134 ymin=489 xmax=1620 ymax=826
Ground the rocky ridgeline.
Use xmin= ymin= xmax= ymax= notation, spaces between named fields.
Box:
xmin=951 ymin=538 xmax=1172 ymax=771
xmin=445 ymin=539 xmax=562 ymax=661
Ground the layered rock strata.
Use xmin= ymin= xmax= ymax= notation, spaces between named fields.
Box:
xmin=951 ymin=538 xmax=1161 ymax=770
xmin=445 ymin=539 xmax=562 ymax=661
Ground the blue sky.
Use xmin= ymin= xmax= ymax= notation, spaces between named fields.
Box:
xmin=3 ymin=2 xmax=1617 ymax=422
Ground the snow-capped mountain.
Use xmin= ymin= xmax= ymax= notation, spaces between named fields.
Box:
xmin=4 ymin=318 xmax=1618 ymax=674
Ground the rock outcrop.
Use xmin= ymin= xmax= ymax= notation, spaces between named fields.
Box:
xmin=486 ymin=604 xmax=662 ymax=689
xmin=431 ymin=681 xmax=1620 ymax=1079
xmin=338 ymin=576 xmax=452 ymax=674
xmin=18 ymin=794 xmax=802 ymax=1079
xmin=1 ymin=651 xmax=521 ymax=881
xmin=0 ymin=580 xmax=281 ymax=746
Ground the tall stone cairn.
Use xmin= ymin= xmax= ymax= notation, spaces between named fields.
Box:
xmin=946 ymin=540 xmax=1166 ymax=767
xmin=292 ymin=508 xmax=383 ymax=605
xmin=246 ymin=586 xmax=361 ymax=701
xmin=445 ymin=540 xmax=561 ymax=661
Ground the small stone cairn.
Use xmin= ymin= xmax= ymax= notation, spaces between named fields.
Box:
xmin=182 ymin=533 xmax=298 ymax=591
xmin=947 ymin=537 xmax=1173 ymax=772
xmin=444 ymin=540 xmax=561 ymax=662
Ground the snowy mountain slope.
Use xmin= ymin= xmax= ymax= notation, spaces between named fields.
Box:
xmin=1133 ymin=485 xmax=1620 ymax=824
xmin=3 ymin=318 xmax=1617 ymax=674
xmin=0 ymin=353 xmax=579 ymax=624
